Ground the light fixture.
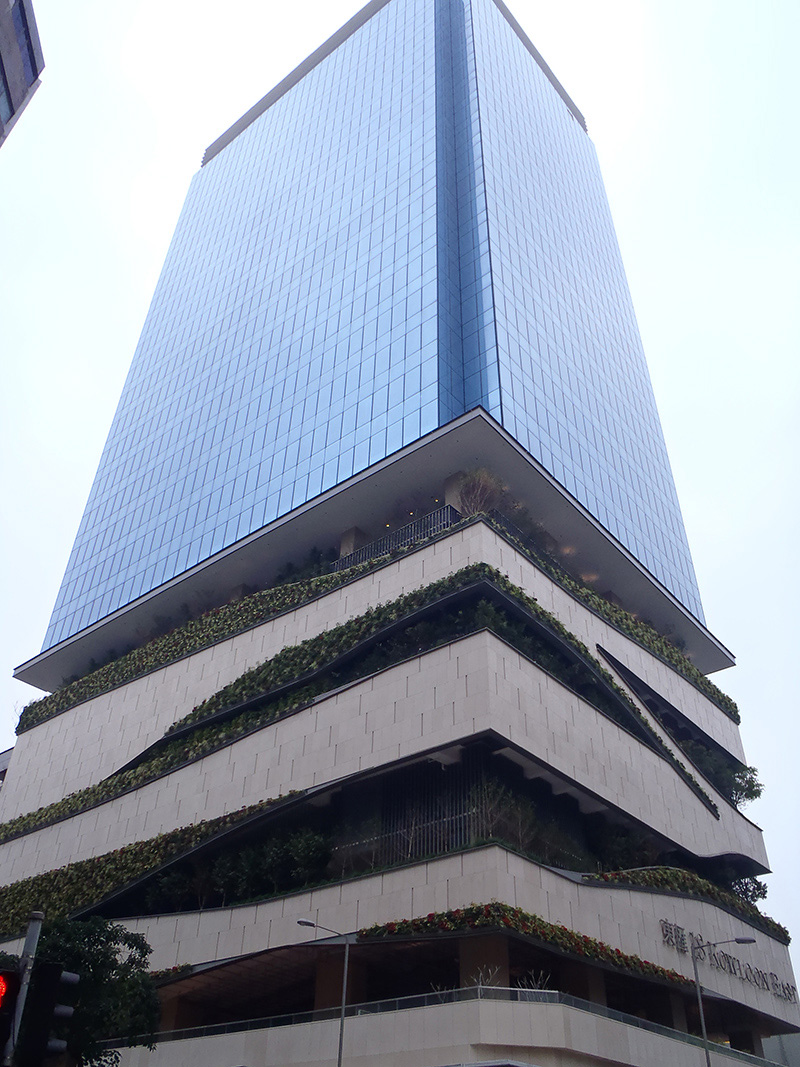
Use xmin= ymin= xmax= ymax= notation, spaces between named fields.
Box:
xmin=691 ymin=937 xmax=756 ymax=1067
xmin=297 ymin=920 xmax=351 ymax=1067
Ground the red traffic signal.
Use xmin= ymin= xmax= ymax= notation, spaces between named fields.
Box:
xmin=0 ymin=970 xmax=19 ymax=1008
xmin=0 ymin=968 xmax=21 ymax=1051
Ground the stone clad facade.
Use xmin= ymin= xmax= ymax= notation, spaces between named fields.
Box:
xmin=1 ymin=520 xmax=797 ymax=1063
xmin=3 ymin=1 xmax=796 ymax=1064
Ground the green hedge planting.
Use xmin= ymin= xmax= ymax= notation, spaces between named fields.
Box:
xmin=1 ymin=813 xmax=784 ymax=950
xmin=482 ymin=514 xmax=740 ymax=722
xmin=17 ymin=559 xmax=385 ymax=733
xmin=18 ymin=514 xmax=740 ymax=736
xmin=0 ymin=564 xmax=718 ymax=846
xmin=359 ymin=901 xmax=693 ymax=986
xmin=0 ymin=799 xmax=282 ymax=939
xmin=584 ymin=867 xmax=789 ymax=944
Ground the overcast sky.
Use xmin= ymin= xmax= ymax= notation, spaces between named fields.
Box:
xmin=1 ymin=0 xmax=798 ymax=973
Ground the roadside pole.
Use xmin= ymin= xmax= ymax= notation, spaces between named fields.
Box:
xmin=2 ymin=911 xmax=44 ymax=1067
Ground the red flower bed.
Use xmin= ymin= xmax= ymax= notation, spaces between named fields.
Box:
xmin=358 ymin=901 xmax=692 ymax=986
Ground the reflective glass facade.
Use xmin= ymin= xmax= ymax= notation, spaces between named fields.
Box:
xmin=0 ymin=0 xmax=43 ymax=147
xmin=469 ymin=0 xmax=701 ymax=615
xmin=44 ymin=0 xmax=703 ymax=651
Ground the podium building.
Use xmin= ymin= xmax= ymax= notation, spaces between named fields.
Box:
xmin=3 ymin=1 xmax=797 ymax=1065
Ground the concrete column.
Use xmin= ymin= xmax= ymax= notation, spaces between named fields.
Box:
xmin=159 ymin=995 xmax=180 ymax=1032
xmin=729 ymin=1024 xmax=768 ymax=1058
xmin=559 ymin=962 xmax=606 ymax=1006
xmin=339 ymin=526 xmax=370 ymax=558
xmin=443 ymin=472 xmax=464 ymax=511
xmin=458 ymin=934 xmax=509 ymax=988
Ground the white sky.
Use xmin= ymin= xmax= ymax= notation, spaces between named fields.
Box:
xmin=1 ymin=0 xmax=798 ymax=976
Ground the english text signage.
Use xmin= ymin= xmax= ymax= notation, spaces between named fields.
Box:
xmin=660 ymin=920 xmax=797 ymax=1004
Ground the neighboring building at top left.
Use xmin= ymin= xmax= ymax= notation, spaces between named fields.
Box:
xmin=0 ymin=0 xmax=43 ymax=149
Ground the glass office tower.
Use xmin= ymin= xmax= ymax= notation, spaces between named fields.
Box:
xmin=0 ymin=0 xmax=44 ymax=149
xmin=43 ymin=0 xmax=703 ymax=652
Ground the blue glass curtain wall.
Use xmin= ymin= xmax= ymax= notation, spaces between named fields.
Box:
xmin=44 ymin=0 xmax=703 ymax=651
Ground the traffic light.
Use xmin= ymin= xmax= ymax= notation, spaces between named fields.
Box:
xmin=0 ymin=968 xmax=21 ymax=1051
xmin=16 ymin=961 xmax=79 ymax=1067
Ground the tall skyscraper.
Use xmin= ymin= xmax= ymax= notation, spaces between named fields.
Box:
xmin=0 ymin=0 xmax=43 ymax=150
xmin=2 ymin=2 xmax=796 ymax=1065
xmin=23 ymin=0 xmax=702 ymax=689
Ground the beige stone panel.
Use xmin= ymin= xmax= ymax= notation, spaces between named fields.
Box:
xmin=0 ymin=525 xmax=487 ymax=816
xmin=0 ymin=632 xmax=764 ymax=886
xmin=0 ymin=845 xmax=794 ymax=1030
xmin=0 ymin=522 xmax=744 ymax=822
xmin=107 ymin=848 xmax=797 ymax=1034
xmin=488 ymin=639 xmax=761 ymax=864
xmin=116 ymin=999 xmax=754 ymax=1067
xmin=463 ymin=524 xmax=742 ymax=761
xmin=477 ymin=528 xmax=746 ymax=762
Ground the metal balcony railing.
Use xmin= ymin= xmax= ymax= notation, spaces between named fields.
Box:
xmin=141 ymin=986 xmax=782 ymax=1064
xmin=334 ymin=505 xmax=462 ymax=571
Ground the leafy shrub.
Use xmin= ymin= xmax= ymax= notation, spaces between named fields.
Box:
xmin=34 ymin=917 xmax=159 ymax=1067
xmin=454 ymin=469 xmax=509 ymax=516
xmin=360 ymin=901 xmax=693 ymax=986
xmin=583 ymin=867 xmax=788 ymax=944
xmin=19 ymin=511 xmax=740 ymax=735
xmin=0 ymin=800 xmax=283 ymax=937
xmin=467 ymin=775 xmax=595 ymax=870
xmin=144 ymin=828 xmax=331 ymax=912
xmin=729 ymin=876 xmax=769 ymax=906
xmin=0 ymin=565 xmax=718 ymax=847
xmin=680 ymin=739 xmax=762 ymax=807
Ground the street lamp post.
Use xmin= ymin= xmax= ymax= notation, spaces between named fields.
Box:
xmin=298 ymin=919 xmax=351 ymax=1067
xmin=690 ymin=936 xmax=756 ymax=1067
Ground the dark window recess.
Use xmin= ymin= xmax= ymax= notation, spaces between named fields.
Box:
xmin=0 ymin=58 xmax=11 ymax=124
xmin=11 ymin=1 xmax=37 ymax=85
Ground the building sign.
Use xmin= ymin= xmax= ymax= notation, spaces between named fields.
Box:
xmin=660 ymin=920 xmax=797 ymax=1005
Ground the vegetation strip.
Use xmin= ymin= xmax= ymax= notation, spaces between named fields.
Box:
xmin=0 ymin=800 xmax=283 ymax=939
xmin=18 ymin=511 xmax=739 ymax=735
xmin=583 ymin=868 xmax=789 ymax=944
xmin=597 ymin=647 xmax=759 ymax=808
xmin=16 ymin=556 xmax=385 ymax=733
xmin=359 ymin=902 xmax=692 ymax=986
xmin=165 ymin=566 xmax=501 ymax=732
xmin=156 ymin=568 xmax=719 ymax=815
xmin=0 ymin=800 xmax=784 ymax=953
xmin=482 ymin=512 xmax=739 ymax=721
xmin=0 ymin=566 xmax=719 ymax=845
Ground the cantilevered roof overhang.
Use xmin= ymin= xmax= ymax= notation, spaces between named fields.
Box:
xmin=15 ymin=410 xmax=734 ymax=693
